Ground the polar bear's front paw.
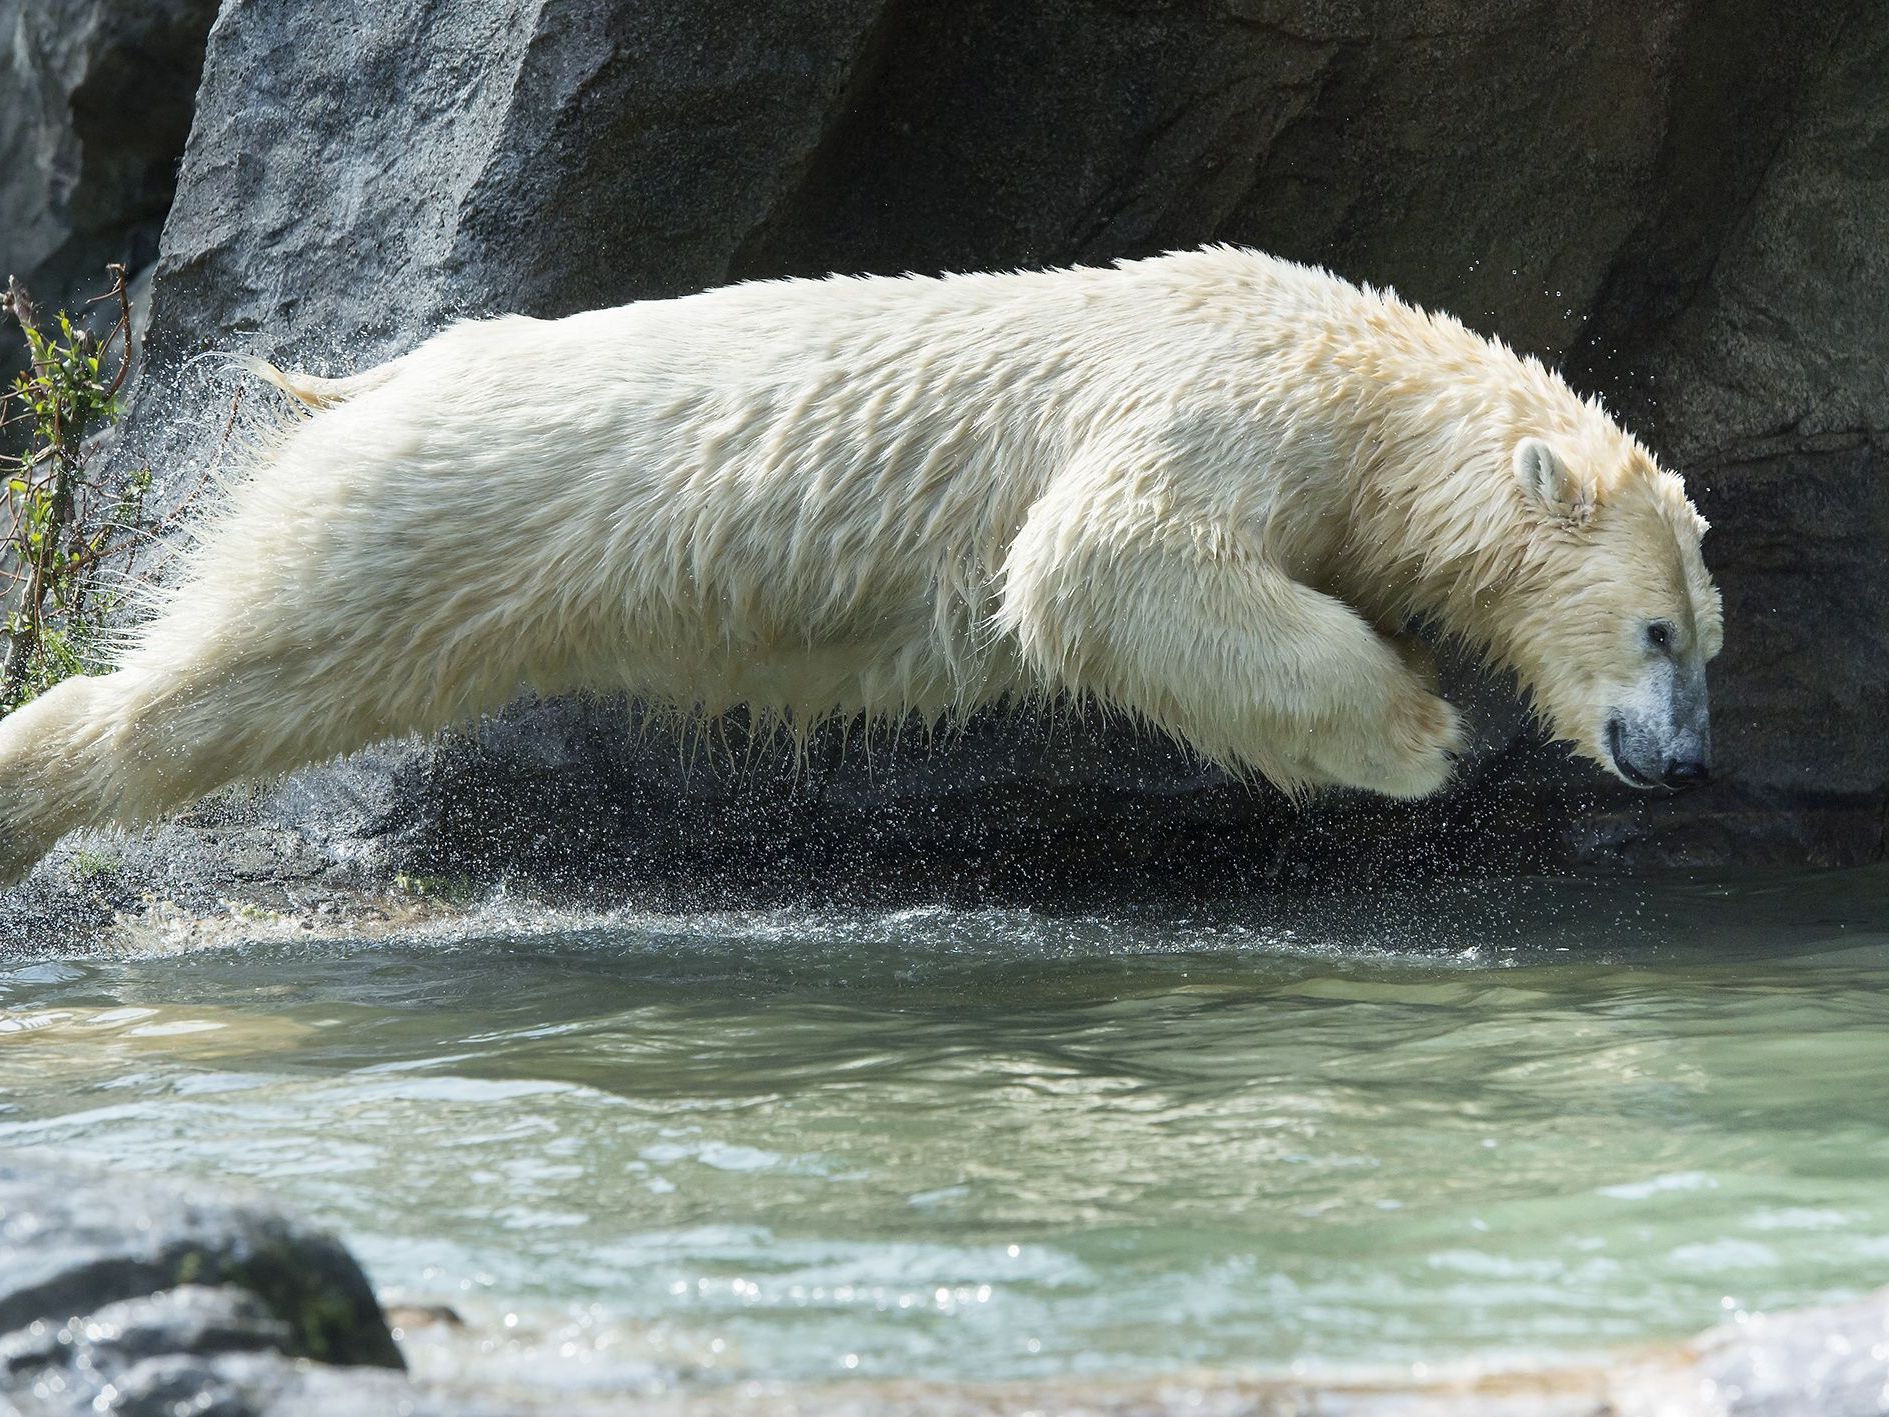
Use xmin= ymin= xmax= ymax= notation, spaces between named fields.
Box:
xmin=1380 ymin=689 xmax=1466 ymax=798
xmin=1308 ymin=688 xmax=1464 ymax=800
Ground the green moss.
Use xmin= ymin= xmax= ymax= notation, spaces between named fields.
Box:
xmin=67 ymin=847 xmax=119 ymax=883
xmin=393 ymin=872 xmax=482 ymax=905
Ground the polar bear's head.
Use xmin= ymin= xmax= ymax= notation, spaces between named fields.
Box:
xmin=1501 ymin=436 xmax=1722 ymax=790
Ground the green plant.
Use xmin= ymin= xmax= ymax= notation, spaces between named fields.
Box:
xmin=67 ymin=846 xmax=121 ymax=883
xmin=0 ymin=265 xmax=151 ymax=714
xmin=392 ymin=871 xmax=483 ymax=905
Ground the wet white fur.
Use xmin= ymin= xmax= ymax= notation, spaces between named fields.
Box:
xmin=0 ymin=247 xmax=1720 ymax=883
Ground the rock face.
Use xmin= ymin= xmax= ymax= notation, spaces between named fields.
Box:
xmin=0 ymin=0 xmax=217 ymax=365
xmin=3 ymin=0 xmax=1884 ymax=898
xmin=1578 ymin=2 xmax=1889 ymax=869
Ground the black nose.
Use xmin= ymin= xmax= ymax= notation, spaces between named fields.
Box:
xmin=1662 ymin=757 xmax=1711 ymax=788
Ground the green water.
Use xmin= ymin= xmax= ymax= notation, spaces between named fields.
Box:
xmin=3 ymin=870 xmax=1888 ymax=1390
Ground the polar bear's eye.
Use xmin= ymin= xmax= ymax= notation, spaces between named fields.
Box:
xmin=1646 ymin=621 xmax=1675 ymax=653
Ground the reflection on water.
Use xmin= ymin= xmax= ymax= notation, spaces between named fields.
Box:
xmin=2 ymin=870 xmax=1888 ymax=1386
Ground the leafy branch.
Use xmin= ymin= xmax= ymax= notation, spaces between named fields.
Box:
xmin=0 ymin=265 xmax=149 ymax=714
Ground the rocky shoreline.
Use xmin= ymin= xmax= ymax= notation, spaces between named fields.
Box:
xmin=1 ymin=1158 xmax=1883 ymax=1417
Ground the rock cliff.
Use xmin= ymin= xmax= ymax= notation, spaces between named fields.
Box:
xmin=3 ymin=0 xmax=1883 ymax=904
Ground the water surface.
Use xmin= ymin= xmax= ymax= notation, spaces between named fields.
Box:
xmin=3 ymin=870 xmax=1887 ymax=1391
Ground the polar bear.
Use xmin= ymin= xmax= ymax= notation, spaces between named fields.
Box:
xmin=0 ymin=247 xmax=1720 ymax=886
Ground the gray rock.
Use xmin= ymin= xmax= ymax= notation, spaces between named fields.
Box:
xmin=0 ymin=1159 xmax=533 ymax=1414
xmin=38 ymin=1351 xmax=508 ymax=1417
xmin=0 ymin=1161 xmax=483 ymax=1415
xmin=0 ymin=0 xmax=217 ymax=360
xmin=1564 ymin=1 xmax=1889 ymax=868
xmin=0 ymin=1284 xmax=291 ymax=1373
xmin=7 ymin=1348 xmax=504 ymax=1417
xmin=1610 ymin=1284 xmax=1889 ymax=1417
xmin=0 ymin=1160 xmax=400 ymax=1372
xmin=131 ymin=0 xmax=892 ymax=433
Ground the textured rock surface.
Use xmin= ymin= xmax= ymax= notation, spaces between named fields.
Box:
xmin=0 ymin=0 xmax=1882 ymax=909
xmin=140 ymin=0 xmax=891 ymax=382
xmin=0 ymin=1159 xmax=415 ymax=1415
xmin=0 ymin=0 xmax=217 ymax=367
xmin=1575 ymin=1 xmax=1889 ymax=868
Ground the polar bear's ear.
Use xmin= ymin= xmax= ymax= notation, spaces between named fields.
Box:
xmin=1513 ymin=438 xmax=1592 ymax=525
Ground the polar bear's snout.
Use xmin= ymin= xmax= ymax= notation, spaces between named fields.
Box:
xmin=1605 ymin=656 xmax=1712 ymax=790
